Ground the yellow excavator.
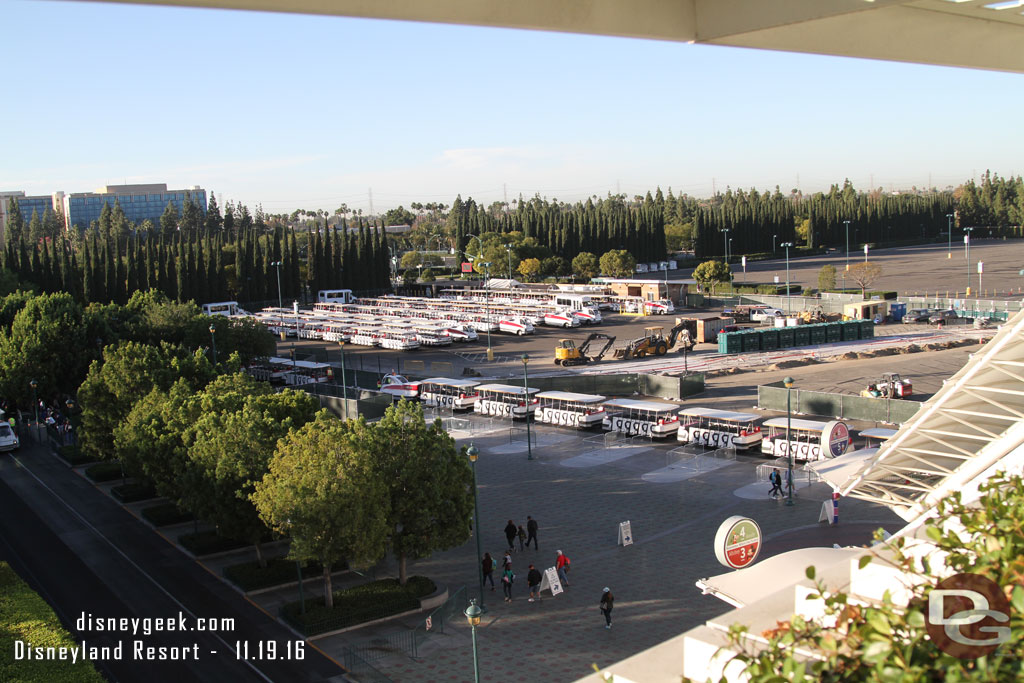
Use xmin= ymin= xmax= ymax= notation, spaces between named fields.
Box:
xmin=554 ymin=333 xmax=616 ymax=366
xmin=612 ymin=324 xmax=696 ymax=360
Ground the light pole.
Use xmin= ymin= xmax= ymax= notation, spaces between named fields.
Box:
xmin=467 ymin=445 xmax=485 ymax=610
xmin=844 ymin=220 xmax=851 ymax=273
xmin=505 ymin=243 xmax=513 ymax=280
xmin=482 ymin=262 xmax=493 ymax=361
xmin=209 ymin=324 xmax=217 ymax=366
xmin=339 ymin=339 xmax=348 ymax=420
xmin=722 ymin=228 xmax=730 ymax=264
xmin=522 ymin=354 xmax=533 ymax=460
xmin=946 ymin=213 xmax=954 ymax=259
xmin=30 ymin=379 xmax=38 ymax=433
xmin=781 ymin=242 xmax=793 ymax=314
xmin=728 ymin=238 xmax=733 ymax=268
xmin=464 ymin=599 xmax=482 ymax=683
xmin=784 ymin=376 xmax=795 ymax=507
xmin=964 ymin=227 xmax=974 ymax=295
xmin=271 ymin=260 xmax=284 ymax=340
xmin=772 ymin=234 xmax=777 ymax=256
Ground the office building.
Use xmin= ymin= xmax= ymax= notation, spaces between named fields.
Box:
xmin=64 ymin=183 xmax=207 ymax=230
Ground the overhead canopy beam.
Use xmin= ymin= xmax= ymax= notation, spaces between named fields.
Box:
xmin=66 ymin=0 xmax=1024 ymax=74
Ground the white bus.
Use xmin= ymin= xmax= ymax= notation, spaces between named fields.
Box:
xmin=473 ymin=384 xmax=539 ymax=419
xmin=317 ymin=289 xmax=355 ymax=304
xmin=202 ymin=301 xmax=242 ymax=317
xmin=418 ymin=378 xmax=481 ymax=410
xmin=761 ymin=418 xmax=852 ymax=462
xmin=676 ymin=408 xmax=763 ymax=451
xmin=602 ymin=399 xmax=680 ymax=438
xmin=535 ymin=391 xmax=607 ymax=429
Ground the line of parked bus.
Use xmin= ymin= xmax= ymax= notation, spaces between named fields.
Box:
xmin=382 ymin=377 xmax=891 ymax=461
xmin=440 ymin=287 xmax=675 ymax=316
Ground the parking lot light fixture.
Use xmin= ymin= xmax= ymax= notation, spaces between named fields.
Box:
xmin=522 ymin=355 xmax=533 ymax=460
xmin=464 ymin=599 xmax=482 ymax=683
xmin=467 ymin=444 xmax=485 ymax=610
xmin=780 ymin=242 xmax=794 ymax=314
xmin=30 ymin=379 xmax=38 ymax=430
xmin=964 ymin=227 xmax=974 ymax=295
xmin=209 ymin=324 xmax=217 ymax=366
xmin=844 ymin=220 xmax=851 ymax=271
xmin=946 ymin=214 xmax=954 ymax=259
xmin=784 ymin=376 xmax=795 ymax=507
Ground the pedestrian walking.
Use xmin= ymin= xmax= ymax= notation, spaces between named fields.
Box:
xmin=517 ymin=525 xmax=527 ymax=551
xmin=527 ymin=564 xmax=542 ymax=602
xmin=482 ymin=552 xmax=495 ymax=590
xmin=768 ymin=469 xmax=782 ymax=498
xmin=503 ymin=550 xmax=512 ymax=570
xmin=600 ymin=587 xmax=614 ymax=628
xmin=556 ymin=550 xmax=571 ymax=586
xmin=526 ymin=515 xmax=538 ymax=550
xmin=501 ymin=563 xmax=515 ymax=602
xmin=504 ymin=520 xmax=517 ymax=552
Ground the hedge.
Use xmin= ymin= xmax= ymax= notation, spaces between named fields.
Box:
xmin=0 ymin=562 xmax=105 ymax=683
xmin=223 ymin=557 xmax=333 ymax=592
xmin=178 ymin=529 xmax=272 ymax=557
xmin=111 ymin=482 xmax=157 ymax=504
xmin=55 ymin=445 xmax=97 ymax=467
xmin=140 ymin=502 xmax=193 ymax=527
xmin=281 ymin=576 xmax=436 ymax=636
xmin=84 ymin=461 xmax=123 ymax=483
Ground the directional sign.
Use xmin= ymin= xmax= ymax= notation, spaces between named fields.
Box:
xmin=714 ymin=516 xmax=762 ymax=570
xmin=618 ymin=520 xmax=633 ymax=547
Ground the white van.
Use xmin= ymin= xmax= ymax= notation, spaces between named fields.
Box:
xmin=317 ymin=289 xmax=355 ymax=304
xmin=0 ymin=420 xmax=19 ymax=452
xmin=202 ymin=301 xmax=242 ymax=317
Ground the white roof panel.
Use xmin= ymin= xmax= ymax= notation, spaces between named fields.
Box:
xmin=535 ymin=391 xmax=606 ymax=403
xmin=603 ymin=398 xmax=679 ymax=413
xmin=679 ymin=407 xmax=760 ymax=422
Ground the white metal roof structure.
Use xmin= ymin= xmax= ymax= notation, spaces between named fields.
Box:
xmin=418 ymin=378 xmax=481 ymax=388
xmin=475 ymin=384 xmax=539 ymax=395
xmin=842 ymin=308 xmax=1024 ymax=522
xmin=535 ymin=391 xmax=606 ymax=403
xmin=602 ymin=398 xmax=679 ymax=413
xmin=88 ymin=0 xmax=1024 ymax=74
xmin=679 ymin=407 xmax=760 ymax=422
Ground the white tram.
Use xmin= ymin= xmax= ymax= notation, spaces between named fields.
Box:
xmin=417 ymin=378 xmax=481 ymax=410
xmin=601 ymin=399 xmax=680 ymax=438
xmin=761 ymin=417 xmax=852 ymax=462
xmin=676 ymin=408 xmax=763 ymax=451
xmin=473 ymin=384 xmax=539 ymax=419
xmin=534 ymin=391 xmax=607 ymax=429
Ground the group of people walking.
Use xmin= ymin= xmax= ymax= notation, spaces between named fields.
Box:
xmin=482 ymin=517 xmax=612 ymax=627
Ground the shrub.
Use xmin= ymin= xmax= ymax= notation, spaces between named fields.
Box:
xmin=111 ymin=482 xmax=157 ymax=503
xmin=140 ymin=502 xmax=193 ymax=527
xmin=223 ymin=557 xmax=333 ymax=592
xmin=56 ymin=445 xmax=97 ymax=467
xmin=178 ymin=530 xmax=249 ymax=556
xmin=0 ymin=562 xmax=105 ymax=682
xmin=282 ymin=576 xmax=437 ymax=635
xmin=84 ymin=461 xmax=123 ymax=482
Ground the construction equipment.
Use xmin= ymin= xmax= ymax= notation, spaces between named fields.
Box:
xmin=554 ymin=333 xmax=616 ymax=366
xmin=612 ymin=324 xmax=695 ymax=361
xmin=860 ymin=372 xmax=913 ymax=399
xmin=666 ymin=321 xmax=697 ymax=352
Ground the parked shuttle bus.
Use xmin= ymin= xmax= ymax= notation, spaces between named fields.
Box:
xmin=418 ymin=378 xmax=481 ymax=410
xmin=535 ymin=391 xmax=607 ymax=429
xmin=473 ymin=384 xmax=539 ymax=419
xmin=761 ymin=418 xmax=851 ymax=462
xmin=676 ymin=407 xmax=763 ymax=451
xmin=202 ymin=301 xmax=242 ymax=317
xmin=602 ymin=399 xmax=679 ymax=438
xmin=317 ymin=289 xmax=355 ymax=304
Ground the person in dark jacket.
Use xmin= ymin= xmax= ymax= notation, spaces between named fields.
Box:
xmin=527 ymin=564 xmax=542 ymax=602
xmin=501 ymin=564 xmax=515 ymax=602
xmin=526 ymin=515 xmax=539 ymax=550
xmin=600 ymin=587 xmax=614 ymax=628
xmin=482 ymin=552 xmax=495 ymax=591
xmin=504 ymin=520 xmax=517 ymax=552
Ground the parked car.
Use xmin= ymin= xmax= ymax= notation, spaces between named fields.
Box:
xmin=903 ymin=309 xmax=932 ymax=323
xmin=928 ymin=310 xmax=960 ymax=325
xmin=0 ymin=421 xmax=19 ymax=452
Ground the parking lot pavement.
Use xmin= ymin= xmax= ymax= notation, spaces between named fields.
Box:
xmin=310 ymin=416 xmax=904 ymax=682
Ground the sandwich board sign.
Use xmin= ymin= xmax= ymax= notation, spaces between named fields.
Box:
xmin=618 ymin=520 xmax=633 ymax=546
xmin=539 ymin=567 xmax=563 ymax=596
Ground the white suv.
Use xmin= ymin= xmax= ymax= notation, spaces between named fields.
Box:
xmin=0 ymin=422 xmax=19 ymax=452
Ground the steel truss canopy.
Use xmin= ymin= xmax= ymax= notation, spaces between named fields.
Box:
xmin=843 ymin=307 xmax=1024 ymax=521
xmin=76 ymin=0 xmax=1024 ymax=74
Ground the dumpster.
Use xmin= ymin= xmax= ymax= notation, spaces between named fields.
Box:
xmin=809 ymin=324 xmax=827 ymax=345
xmin=741 ymin=330 xmax=761 ymax=352
xmin=841 ymin=320 xmax=861 ymax=341
xmin=859 ymin=320 xmax=874 ymax=339
xmin=719 ymin=331 xmax=742 ymax=354
xmin=826 ymin=322 xmax=842 ymax=343
xmin=778 ymin=327 xmax=796 ymax=348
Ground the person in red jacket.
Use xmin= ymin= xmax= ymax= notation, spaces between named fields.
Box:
xmin=556 ymin=549 xmax=571 ymax=586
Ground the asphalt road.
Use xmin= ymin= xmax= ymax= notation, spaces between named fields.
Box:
xmin=0 ymin=439 xmax=345 ymax=683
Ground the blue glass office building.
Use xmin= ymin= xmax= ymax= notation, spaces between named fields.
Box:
xmin=65 ymin=184 xmax=207 ymax=230
xmin=16 ymin=196 xmax=54 ymax=222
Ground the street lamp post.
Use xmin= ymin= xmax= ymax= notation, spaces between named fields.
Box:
xmin=965 ymin=228 xmax=974 ymax=295
xmin=209 ymin=324 xmax=217 ymax=366
xmin=29 ymin=379 xmax=38 ymax=435
xmin=844 ymin=220 xmax=851 ymax=273
xmin=481 ymin=262 xmax=493 ymax=361
xmin=271 ymin=261 xmax=284 ymax=340
xmin=522 ymin=354 xmax=533 ymax=460
xmin=781 ymin=242 xmax=793 ymax=314
xmin=505 ymin=243 xmax=513 ymax=280
xmin=784 ymin=376 xmax=795 ymax=507
xmin=464 ymin=599 xmax=482 ymax=683
xmin=773 ymin=234 xmax=777 ymax=256
xmin=722 ymin=228 xmax=730 ymax=264
xmin=339 ymin=340 xmax=348 ymax=420
xmin=466 ymin=445 xmax=485 ymax=611
xmin=946 ymin=213 xmax=954 ymax=259
xmin=863 ymin=244 xmax=869 ymax=263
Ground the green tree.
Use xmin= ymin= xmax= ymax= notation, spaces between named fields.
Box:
xmin=517 ymin=257 xmax=541 ymax=282
xmin=186 ymin=381 xmax=318 ymax=567
xmin=571 ymin=252 xmax=600 ymax=280
xmin=817 ymin=264 xmax=837 ymax=292
xmin=365 ymin=401 xmax=474 ymax=585
xmin=540 ymin=256 xmax=568 ymax=278
xmin=420 ymin=267 xmax=435 ymax=282
xmin=5 ymin=198 xmax=24 ymax=245
xmin=848 ymin=261 xmax=883 ymax=298
xmin=253 ymin=413 xmax=390 ymax=608
xmin=692 ymin=260 xmax=732 ymax=295
xmin=382 ymin=206 xmax=416 ymax=227
xmin=159 ymin=202 xmax=179 ymax=233
xmin=664 ymin=222 xmax=694 ymax=252
xmin=599 ymin=249 xmax=637 ymax=278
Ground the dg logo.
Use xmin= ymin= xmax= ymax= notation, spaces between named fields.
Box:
xmin=926 ymin=573 xmax=1012 ymax=658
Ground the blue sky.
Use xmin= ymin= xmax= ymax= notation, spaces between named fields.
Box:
xmin=3 ymin=0 xmax=1022 ymax=214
